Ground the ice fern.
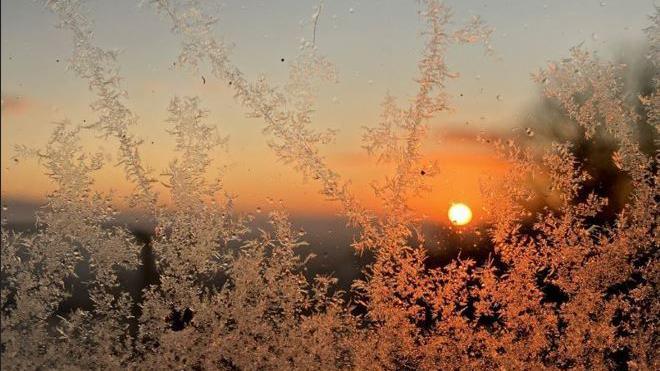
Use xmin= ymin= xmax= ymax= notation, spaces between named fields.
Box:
xmin=1 ymin=0 xmax=658 ymax=370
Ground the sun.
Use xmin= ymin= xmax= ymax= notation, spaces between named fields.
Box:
xmin=448 ymin=203 xmax=473 ymax=226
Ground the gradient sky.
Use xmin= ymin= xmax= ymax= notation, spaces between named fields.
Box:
xmin=1 ymin=0 xmax=656 ymax=223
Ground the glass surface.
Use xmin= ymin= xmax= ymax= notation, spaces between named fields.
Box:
xmin=1 ymin=1 xmax=657 ymax=369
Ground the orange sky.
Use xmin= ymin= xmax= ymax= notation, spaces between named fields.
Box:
xmin=1 ymin=97 xmax=507 ymax=224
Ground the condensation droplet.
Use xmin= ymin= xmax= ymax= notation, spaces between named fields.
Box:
xmin=525 ymin=127 xmax=535 ymax=137
xmin=496 ymin=94 xmax=503 ymax=101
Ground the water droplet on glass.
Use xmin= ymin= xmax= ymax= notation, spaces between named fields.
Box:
xmin=496 ymin=94 xmax=503 ymax=101
xmin=525 ymin=127 xmax=535 ymax=137
xmin=348 ymin=7 xmax=354 ymax=14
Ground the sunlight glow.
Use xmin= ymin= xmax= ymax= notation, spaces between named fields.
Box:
xmin=448 ymin=203 xmax=473 ymax=226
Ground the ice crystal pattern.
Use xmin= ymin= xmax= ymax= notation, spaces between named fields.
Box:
xmin=1 ymin=0 xmax=658 ymax=370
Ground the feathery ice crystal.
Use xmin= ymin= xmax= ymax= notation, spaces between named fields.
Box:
xmin=1 ymin=0 xmax=658 ymax=369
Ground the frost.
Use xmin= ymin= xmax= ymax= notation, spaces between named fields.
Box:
xmin=1 ymin=0 xmax=658 ymax=370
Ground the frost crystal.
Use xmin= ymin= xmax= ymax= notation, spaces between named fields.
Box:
xmin=1 ymin=1 xmax=658 ymax=369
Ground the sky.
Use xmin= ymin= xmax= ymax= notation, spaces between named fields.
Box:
xmin=1 ymin=0 xmax=656 ymax=224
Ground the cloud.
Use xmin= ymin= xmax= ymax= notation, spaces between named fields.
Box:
xmin=430 ymin=124 xmax=512 ymax=145
xmin=333 ymin=126 xmax=509 ymax=166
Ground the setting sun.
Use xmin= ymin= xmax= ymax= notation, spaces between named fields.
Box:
xmin=448 ymin=203 xmax=473 ymax=226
